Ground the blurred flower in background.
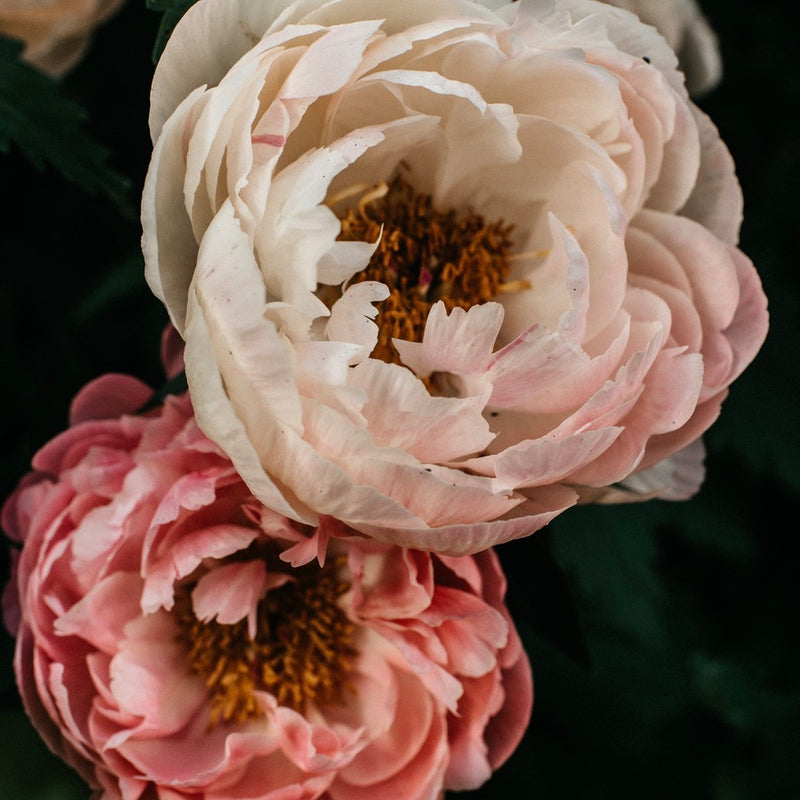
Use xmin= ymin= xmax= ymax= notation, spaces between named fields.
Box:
xmin=0 ymin=0 xmax=126 ymax=76
xmin=603 ymin=0 xmax=723 ymax=96
xmin=2 ymin=359 xmax=531 ymax=799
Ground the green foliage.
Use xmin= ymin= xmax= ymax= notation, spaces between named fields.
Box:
xmin=0 ymin=711 xmax=87 ymax=800
xmin=0 ymin=37 xmax=132 ymax=216
xmin=71 ymin=250 xmax=149 ymax=323
xmin=694 ymin=654 xmax=800 ymax=799
xmin=549 ymin=505 xmax=670 ymax=651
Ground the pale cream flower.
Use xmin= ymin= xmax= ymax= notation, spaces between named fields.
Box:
xmin=142 ymin=0 xmax=768 ymax=554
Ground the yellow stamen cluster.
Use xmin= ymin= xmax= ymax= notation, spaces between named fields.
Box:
xmin=175 ymin=555 xmax=356 ymax=729
xmin=335 ymin=175 xmax=516 ymax=363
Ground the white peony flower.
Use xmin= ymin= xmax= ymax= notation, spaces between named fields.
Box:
xmin=142 ymin=0 xmax=767 ymax=554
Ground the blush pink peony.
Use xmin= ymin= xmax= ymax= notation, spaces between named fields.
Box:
xmin=0 ymin=0 xmax=125 ymax=76
xmin=142 ymin=0 xmax=768 ymax=555
xmin=2 ymin=372 xmax=531 ymax=800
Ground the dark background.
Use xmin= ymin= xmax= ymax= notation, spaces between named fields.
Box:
xmin=1 ymin=0 xmax=798 ymax=797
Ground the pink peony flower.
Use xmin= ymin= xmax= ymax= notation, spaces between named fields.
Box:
xmin=2 ymin=372 xmax=531 ymax=800
xmin=0 ymin=0 xmax=125 ymax=77
xmin=142 ymin=0 xmax=768 ymax=555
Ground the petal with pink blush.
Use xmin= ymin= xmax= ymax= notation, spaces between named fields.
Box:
xmin=68 ymin=374 xmax=154 ymax=424
xmin=470 ymin=426 xmax=623 ymax=490
xmin=7 ymin=341 xmax=531 ymax=799
xmin=394 ymin=302 xmax=504 ymax=379
xmin=141 ymin=523 xmax=260 ymax=613
xmin=634 ymin=210 xmax=740 ymax=332
xmin=108 ymin=611 xmax=205 ymax=744
xmin=54 ymin=572 xmax=142 ymax=655
xmin=192 ymin=559 xmax=275 ymax=638
xmin=569 ymin=347 xmax=704 ymax=487
xmin=717 ymin=247 xmax=769 ymax=386
xmin=355 ymin=485 xmax=577 ymax=556
xmin=350 ymin=359 xmax=495 ymax=463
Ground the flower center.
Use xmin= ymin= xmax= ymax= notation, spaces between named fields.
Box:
xmin=175 ymin=555 xmax=356 ymax=728
xmin=334 ymin=175 xmax=517 ymax=363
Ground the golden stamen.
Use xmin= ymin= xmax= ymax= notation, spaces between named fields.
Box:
xmin=357 ymin=180 xmax=389 ymax=215
xmin=335 ymin=175 xmax=518 ymax=363
xmin=325 ymin=182 xmax=372 ymax=207
xmin=497 ymin=279 xmax=532 ymax=293
xmin=175 ymin=555 xmax=356 ymax=729
xmin=508 ymin=248 xmax=550 ymax=261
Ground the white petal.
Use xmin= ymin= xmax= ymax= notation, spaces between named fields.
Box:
xmin=142 ymin=87 xmax=208 ymax=334
xmin=619 ymin=438 xmax=706 ymax=500
xmin=469 ymin=426 xmax=623 ymax=490
xmin=325 ymin=281 xmax=389 ymax=361
xmin=148 ymin=0 xmax=293 ymax=139
xmin=317 ymin=239 xmax=379 ymax=285
xmin=350 ymin=359 xmax=495 ymax=462
xmin=394 ymin=301 xmax=504 ymax=378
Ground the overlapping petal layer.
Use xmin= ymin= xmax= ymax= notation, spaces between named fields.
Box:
xmin=2 ymin=373 xmax=531 ymax=799
xmin=142 ymin=0 xmax=768 ymax=554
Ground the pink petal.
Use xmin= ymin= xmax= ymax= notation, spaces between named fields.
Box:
xmin=108 ymin=611 xmax=205 ymax=743
xmin=141 ymin=522 xmax=259 ymax=613
xmin=54 ymin=572 xmax=142 ymax=655
xmin=69 ymin=374 xmax=154 ymax=425
xmin=394 ymin=302 xmax=503 ymax=378
xmin=336 ymin=666 xmax=439 ymax=788
xmin=351 ymin=359 xmax=495 ymax=463
xmin=192 ymin=559 xmax=272 ymax=638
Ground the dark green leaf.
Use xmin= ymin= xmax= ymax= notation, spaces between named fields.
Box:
xmin=0 ymin=37 xmax=132 ymax=216
xmin=693 ymin=653 xmax=800 ymax=799
xmin=496 ymin=534 xmax=590 ymax=668
xmin=693 ymin=653 xmax=800 ymax=735
xmin=136 ymin=370 xmax=188 ymax=413
xmin=72 ymin=250 xmax=148 ymax=323
xmin=664 ymin=473 xmax=757 ymax=560
xmin=0 ymin=629 xmax=15 ymax=695
xmin=548 ymin=504 xmax=670 ymax=652
xmin=0 ymin=710 xmax=88 ymax=800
